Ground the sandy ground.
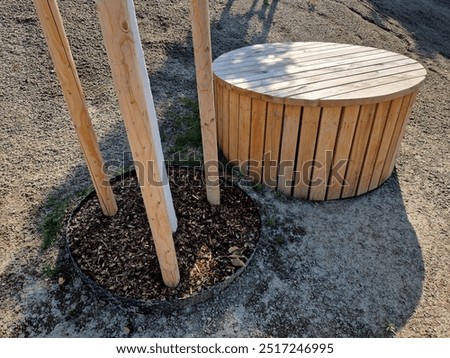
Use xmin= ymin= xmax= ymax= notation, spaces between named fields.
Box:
xmin=0 ymin=0 xmax=449 ymax=337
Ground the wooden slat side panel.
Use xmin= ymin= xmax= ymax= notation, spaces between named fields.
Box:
xmin=228 ymin=91 xmax=240 ymax=164
xmin=248 ymin=99 xmax=267 ymax=183
xmin=380 ymin=92 xmax=417 ymax=183
xmin=278 ymin=105 xmax=302 ymax=195
xmin=326 ymin=105 xmax=360 ymax=200
xmin=238 ymin=95 xmax=252 ymax=175
xmin=308 ymin=107 xmax=341 ymax=201
xmin=263 ymin=102 xmax=284 ymax=189
xmin=293 ymin=106 xmax=321 ymax=199
xmin=341 ymin=103 xmax=377 ymax=198
xmin=222 ymin=87 xmax=230 ymax=159
xmin=357 ymin=100 xmax=391 ymax=195
xmin=369 ymin=97 xmax=404 ymax=190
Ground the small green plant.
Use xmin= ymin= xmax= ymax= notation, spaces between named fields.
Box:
xmin=265 ymin=216 xmax=277 ymax=227
xmin=253 ymin=183 xmax=265 ymax=193
xmin=170 ymin=97 xmax=203 ymax=155
xmin=42 ymin=264 xmax=59 ymax=279
xmin=76 ymin=187 xmax=91 ymax=198
xmin=274 ymin=190 xmax=283 ymax=199
xmin=274 ymin=235 xmax=286 ymax=246
xmin=40 ymin=196 xmax=69 ymax=250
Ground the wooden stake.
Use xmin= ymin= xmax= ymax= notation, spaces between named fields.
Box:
xmin=95 ymin=0 xmax=179 ymax=287
xmin=33 ymin=0 xmax=117 ymax=217
xmin=190 ymin=0 xmax=221 ymax=205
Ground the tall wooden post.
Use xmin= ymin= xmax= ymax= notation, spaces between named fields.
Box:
xmin=190 ymin=0 xmax=221 ymax=205
xmin=95 ymin=0 xmax=179 ymax=287
xmin=33 ymin=0 xmax=117 ymax=217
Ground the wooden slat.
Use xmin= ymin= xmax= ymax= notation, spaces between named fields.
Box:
xmin=326 ymin=105 xmax=360 ymax=200
xmin=369 ymin=97 xmax=404 ymax=190
xmin=238 ymin=95 xmax=251 ymax=175
xmin=263 ymin=103 xmax=284 ymax=189
xmin=293 ymin=106 xmax=321 ymax=199
xmin=190 ymin=0 xmax=220 ymax=205
xmin=341 ymin=104 xmax=377 ymax=198
xmin=221 ymin=87 xmax=230 ymax=159
xmin=380 ymin=92 xmax=417 ymax=183
xmin=357 ymin=101 xmax=391 ymax=195
xmin=215 ymin=81 xmax=223 ymax=150
xmin=309 ymin=107 xmax=341 ymax=201
xmin=277 ymin=105 xmax=302 ymax=195
xmin=228 ymin=91 xmax=240 ymax=164
xmin=34 ymin=0 xmax=117 ymax=217
xmin=248 ymin=99 xmax=267 ymax=183
xmin=96 ymin=0 xmax=179 ymax=287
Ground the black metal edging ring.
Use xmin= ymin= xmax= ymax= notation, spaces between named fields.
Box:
xmin=65 ymin=166 xmax=262 ymax=314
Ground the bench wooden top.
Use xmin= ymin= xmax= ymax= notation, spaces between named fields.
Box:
xmin=213 ymin=42 xmax=427 ymax=106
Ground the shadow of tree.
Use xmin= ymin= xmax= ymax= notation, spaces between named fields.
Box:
xmin=215 ymin=0 xmax=279 ymax=48
xmin=357 ymin=0 xmax=450 ymax=58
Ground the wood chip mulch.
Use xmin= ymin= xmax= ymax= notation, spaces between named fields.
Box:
xmin=67 ymin=167 xmax=261 ymax=301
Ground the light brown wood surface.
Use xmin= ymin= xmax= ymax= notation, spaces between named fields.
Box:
xmin=190 ymin=0 xmax=220 ymax=205
xmin=34 ymin=0 xmax=117 ymax=217
xmin=213 ymin=42 xmax=425 ymax=200
xmin=248 ymin=99 xmax=267 ymax=183
xmin=356 ymin=100 xmax=391 ymax=196
xmin=326 ymin=105 xmax=359 ymax=200
xmin=381 ymin=92 xmax=417 ymax=183
xmin=228 ymin=91 xmax=240 ymax=164
xmin=263 ymin=102 xmax=284 ymax=189
xmin=277 ymin=105 xmax=301 ymax=195
xmin=369 ymin=97 xmax=403 ymax=191
xmin=309 ymin=106 xmax=341 ymax=201
xmin=293 ymin=106 xmax=321 ymax=198
xmin=214 ymin=42 xmax=426 ymax=107
xmin=96 ymin=0 xmax=179 ymax=287
xmin=238 ymin=95 xmax=251 ymax=175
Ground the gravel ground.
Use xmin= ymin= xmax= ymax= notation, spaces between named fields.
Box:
xmin=0 ymin=0 xmax=449 ymax=337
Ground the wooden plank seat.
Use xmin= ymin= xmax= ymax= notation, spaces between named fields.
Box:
xmin=213 ymin=42 xmax=426 ymax=200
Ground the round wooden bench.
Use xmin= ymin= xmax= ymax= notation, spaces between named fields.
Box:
xmin=213 ymin=42 xmax=426 ymax=200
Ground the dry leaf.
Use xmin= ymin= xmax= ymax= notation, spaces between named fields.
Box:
xmin=231 ymin=258 xmax=245 ymax=267
xmin=228 ymin=246 xmax=240 ymax=254
xmin=58 ymin=277 xmax=65 ymax=285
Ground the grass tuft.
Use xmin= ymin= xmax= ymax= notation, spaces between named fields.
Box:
xmin=42 ymin=264 xmax=59 ymax=279
xmin=170 ymin=97 xmax=203 ymax=156
xmin=40 ymin=196 xmax=69 ymax=250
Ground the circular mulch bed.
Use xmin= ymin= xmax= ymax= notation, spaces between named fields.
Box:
xmin=66 ymin=166 xmax=261 ymax=311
